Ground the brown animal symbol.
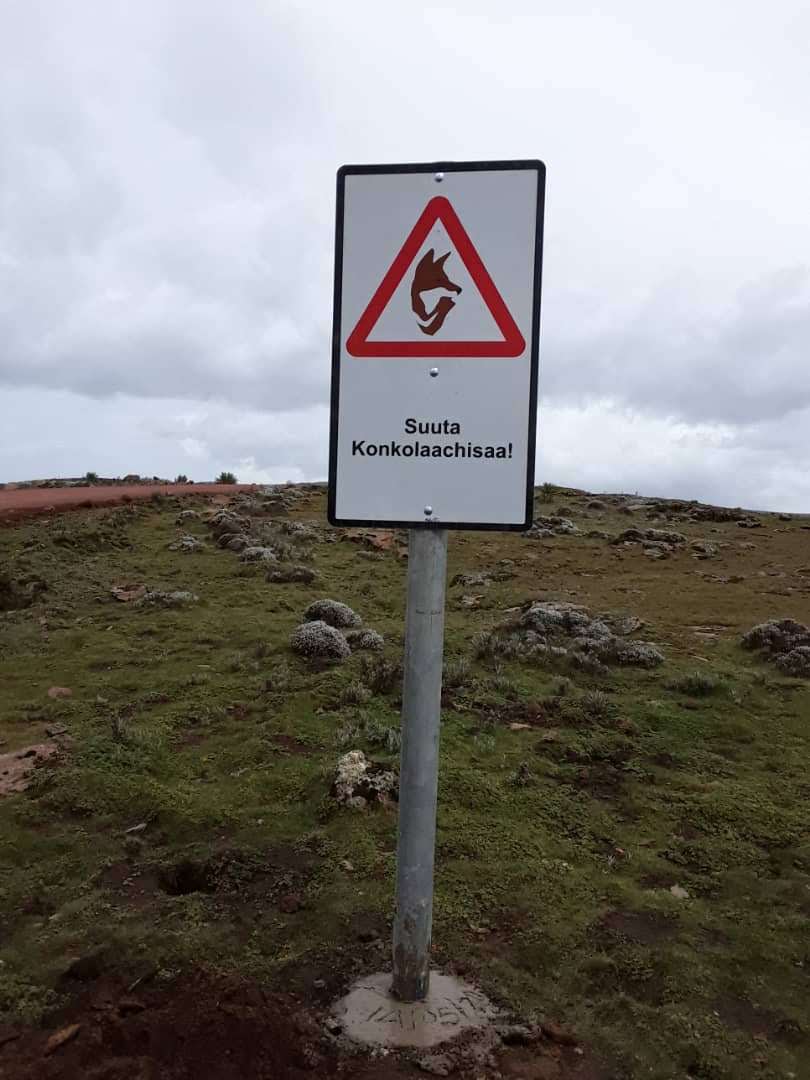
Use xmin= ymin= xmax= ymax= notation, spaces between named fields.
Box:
xmin=410 ymin=249 xmax=462 ymax=336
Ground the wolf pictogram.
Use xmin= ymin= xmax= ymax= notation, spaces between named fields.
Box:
xmin=410 ymin=249 xmax=462 ymax=336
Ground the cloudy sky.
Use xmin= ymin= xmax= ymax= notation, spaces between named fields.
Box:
xmin=2 ymin=0 xmax=809 ymax=510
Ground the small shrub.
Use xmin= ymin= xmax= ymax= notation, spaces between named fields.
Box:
xmin=338 ymin=681 xmax=373 ymax=707
xmin=444 ymin=656 xmax=472 ymax=689
xmin=363 ymin=715 xmax=402 ymax=754
xmin=85 ymin=471 xmax=99 ymax=483
xmin=358 ymin=655 xmax=402 ymax=694
xmin=509 ymin=761 xmax=534 ymax=787
xmin=304 ymin=599 xmax=361 ymax=629
xmin=175 ymin=474 xmax=189 ymax=484
xmin=290 ymin=620 xmax=351 ymax=661
xmin=264 ymin=660 xmax=292 ymax=694
xmin=579 ymin=689 xmax=615 ymax=719
xmin=217 ymin=471 xmax=238 ymax=484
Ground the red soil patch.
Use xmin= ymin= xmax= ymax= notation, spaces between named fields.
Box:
xmin=0 ymin=484 xmax=257 ymax=525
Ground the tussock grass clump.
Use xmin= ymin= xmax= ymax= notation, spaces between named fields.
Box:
xmin=666 ymin=671 xmax=722 ymax=697
xmin=358 ymin=654 xmax=402 ymax=695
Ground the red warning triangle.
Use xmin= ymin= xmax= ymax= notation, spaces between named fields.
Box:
xmin=345 ymin=195 xmax=525 ymax=358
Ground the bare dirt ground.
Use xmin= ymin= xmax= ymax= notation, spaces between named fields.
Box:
xmin=0 ymin=484 xmax=257 ymax=525
xmin=2 ymin=970 xmax=604 ymax=1080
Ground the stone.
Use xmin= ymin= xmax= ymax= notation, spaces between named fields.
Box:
xmin=0 ymin=743 xmax=61 ymax=796
xmin=333 ymin=750 xmax=397 ymax=807
xmin=239 ymin=545 xmax=278 ymax=563
xmin=142 ymin=590 xmax=198 ymax=606
xmin=304 ymin=599 xmax=362 ymax=628
xmin=266 ymin=565 xmax=317 ymax=585
xmin=670 ymin=884 xmax=689 ymax=900
xmin=111 ymin=583 xmax=146 ymax=603
xmin=775 ymin=647 xmax=810 ymax=677
xmin=290 ymin=620 xmax=351 ymax=661
xmin=691 ymin=540 xmax=717 ymax=559
xmin=742 ymin=619 xmax=810 ymax=655
xmin=168 ymin=534 xmax=205 ymax=553
xmin=47 ymin=686 xmax=72 ymax=699
xmin=333 ymin=971 xmax=501 ymax=1048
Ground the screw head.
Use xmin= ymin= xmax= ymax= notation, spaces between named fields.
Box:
xmin=429 ymin=367 xmax=439 ymax=377
xmin=423 ymin=506 xmax=433 ymax=516
xmin=434 ymin=172 xmax=444 ymax=183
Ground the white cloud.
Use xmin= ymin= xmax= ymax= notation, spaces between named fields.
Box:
xmin=1 ymin=0 xmax=809 ymax=509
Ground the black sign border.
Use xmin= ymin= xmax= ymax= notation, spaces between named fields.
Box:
xmin=328 ymin=159 xmax=545 ymax=531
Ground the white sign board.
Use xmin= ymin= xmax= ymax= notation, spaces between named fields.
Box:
xmin=328 ymin=160 xmax=545 ymax=530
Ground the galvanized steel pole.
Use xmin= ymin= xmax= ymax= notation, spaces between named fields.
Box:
xmin=391 ymin=527 xmax=448 ymax=1002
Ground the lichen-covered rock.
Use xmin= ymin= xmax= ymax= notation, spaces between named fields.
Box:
xmin=610 ymin=640 xmax=665 ymax=667
xmin=514 ymin=601 xmax=664 ymax=669
xmin=344 ymin=628 xmax=385 ymax=652
xmin=523 ymin=526 xmax=555 ymax=540
xmin=207 ymin=510 xmax=250 ymax=538
xmin=290 ymin=620 xmax=351 ymax=660
xmin=168 ymin=534 xmax=205 ymax=553
xmin=533 ymin=515 xmax=579 ymax=535
xmin=520 ymin=601 xmax=591 ymax=635
xmin=267 ymin=565 xmax=317 ymax=585
xmin=451 ymin=571 xmax=492 ymax=587
xmin=333 ymin=750 xmax=398 ymax=809
xmin=218 ymin=533 xmax=250 ymax=552
xmin=304 ymin=599 xmax=361 ymax=628
xmin=644 ymin=528 xmax=687 ymax=545
xmin=691 ymin=540 xmax=717 ymax=559
xmin=775 ymin=647 xmax=810 ymax=677
xmin=613 ymin=527 xmax=685 ymax=547
xmin=240 ymin=545 xmax=278 ymax=563
xmin=742 ymin=619 xmax=810 ymax=655
xmin=176 ymin=509 xmax=200 ymax=524
xmin=142 ymin=589 xmax=199 ymax=606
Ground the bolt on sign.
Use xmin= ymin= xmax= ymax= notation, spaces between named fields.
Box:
xmin=328 ymin=160 xmax=545 ymax=530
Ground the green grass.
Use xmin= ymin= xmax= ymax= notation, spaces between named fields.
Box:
xmin=1 ymin=489 xmax=809 ymax=1078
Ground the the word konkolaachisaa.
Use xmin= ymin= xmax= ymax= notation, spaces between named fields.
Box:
xmin=351 ymin=439 xmax=514 ymax=460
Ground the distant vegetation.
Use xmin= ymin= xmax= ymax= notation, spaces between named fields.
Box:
xmin=84 ymin=471 xmax=99 ymax=484
xmin=174 ymin=474 xmax=189 ymax=484
xmin=216 ymin=471 xmax=237 ymax=484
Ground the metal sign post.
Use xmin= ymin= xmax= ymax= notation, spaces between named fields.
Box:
xmin=391 ymin=527 xmax=448 ymax=1000
xmin=329 ymin=160 xmax=545 ymax=1007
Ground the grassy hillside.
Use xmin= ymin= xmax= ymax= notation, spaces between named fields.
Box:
xmin=1 ymin=486 xmax=808 ymax=1078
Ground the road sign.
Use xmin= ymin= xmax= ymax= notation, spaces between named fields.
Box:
xmin=328 ymin=160 xmax=545 ymax=530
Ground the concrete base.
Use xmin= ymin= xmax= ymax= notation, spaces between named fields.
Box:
xmin=332 ymin=971 xmax=501 ymax=1048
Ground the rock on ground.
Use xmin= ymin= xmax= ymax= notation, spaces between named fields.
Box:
xmin=775 ymin=646 xmax=810 ymax=677
xmin=516 ymin=601 xmax=664 ymax=669
xmin=142 ymin=590 xmax=199 ymax=606
xmin=332 ymin=750 xmax=398 ymax=808
xmin=290 ymin=620 xmax=351 ymax=661
xmin=0 ymin=742 xmax=61 ymax=796
xmin=304 ymin=599 xmax=361 ymax=628
xmin=524 ymin=515 xmax=579 ymax=538
xmin=239 ymin=546 xmax=278 ymax=563
xmin=168 ymin=535 xmax=205 ymax=553
xmin=741 ymin=619 xmax=810 ymax=678
xmin=267 ymin=565 xmax=317 ymax=584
